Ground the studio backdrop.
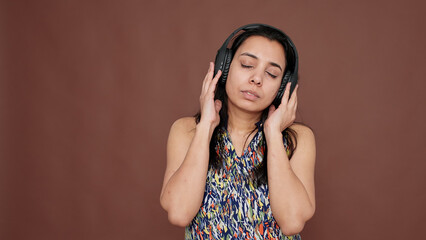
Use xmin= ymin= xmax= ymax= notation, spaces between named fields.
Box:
xmin=1 ymin=0 xmax=425 ymax=239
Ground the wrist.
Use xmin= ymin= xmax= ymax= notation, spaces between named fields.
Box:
xmin=263 ymin=124 xmax=282 ymax=139
xmin=196 ymin=120 xmax=217 ymax=137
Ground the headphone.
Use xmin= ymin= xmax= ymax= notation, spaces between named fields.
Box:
xmin=214 ymin=23 xmax=299 ymax=108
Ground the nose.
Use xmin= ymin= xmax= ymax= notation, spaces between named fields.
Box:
xmin=250 ymin=70 xmax=263 ymax=86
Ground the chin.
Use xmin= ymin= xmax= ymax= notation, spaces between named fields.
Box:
xmin=227 ymin=93 xmax=273 ymax=113
xmin=235 ymin=101 xmax=270 ymax=113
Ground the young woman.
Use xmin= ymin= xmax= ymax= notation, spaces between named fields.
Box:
xmin=160 ymin=24 xmax=316 ymax=240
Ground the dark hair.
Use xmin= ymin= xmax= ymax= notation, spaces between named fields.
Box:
xmin=195 ymin=26 xmax=301 ymax=186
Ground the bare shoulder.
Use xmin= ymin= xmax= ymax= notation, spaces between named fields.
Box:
xmin=167 ymin=117 xmax=197 ymax=158
xmin=169 ymin=117 xmax=197 ymax=139
xmin=288 ymin=123 xmax=316 ymax=160
xmin=288 ymin=123 xmax=315 ymax=145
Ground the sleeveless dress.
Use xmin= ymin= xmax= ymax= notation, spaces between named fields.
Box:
xmin=185 ymin=126 xmax=301 ymax=240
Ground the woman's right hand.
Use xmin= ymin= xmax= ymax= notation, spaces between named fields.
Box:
xmin=199 ymin=62 xmax=222 ymax=128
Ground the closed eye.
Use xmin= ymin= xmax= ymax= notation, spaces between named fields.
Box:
xmin=267 ymin=72 xmax=278 ymax=78
xmin=241 ymin=64 xmax=253 ymax=69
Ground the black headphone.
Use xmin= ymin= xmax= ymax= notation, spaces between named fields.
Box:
xmin=214 ymin=23 xmax=299 ymax=108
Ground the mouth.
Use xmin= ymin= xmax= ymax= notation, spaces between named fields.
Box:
xmin=241 ymin=90 xmax=260 ymax=100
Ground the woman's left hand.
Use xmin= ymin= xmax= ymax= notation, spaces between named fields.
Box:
xmin=264 ymin=82 xmax=298 ymax=135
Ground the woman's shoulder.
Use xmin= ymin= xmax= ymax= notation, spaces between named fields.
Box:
xmin=288 ymin=122 xmax=315 ymax=144
xmin=169 ymin=117 xmax=197 ymax=138
xmin=289 ymin=122 xmax=314 ymax=136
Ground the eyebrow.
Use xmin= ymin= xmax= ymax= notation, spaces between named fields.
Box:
xmin=240 ymin=52 xmax=283 ymax=72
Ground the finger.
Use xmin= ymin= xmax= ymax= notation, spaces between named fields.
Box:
xmin=292 ymin=94 xmax=298 ymax=113
xmin=291 ymin=84 xmax=299 ymax=99
xmin=281 ymin=82 xmax=292 ymax=104
xmin=201 ymin=63 xmax=211 ymax=94
xmin=288 ymin=84 xmax=298 ymax=106
xmin=202 ymin=62 xmax=214 ymax=94
xmin=208 ymin=69 xmax=222 ymax=93
xmin=212 ymin=64 xmax=222 ymax=82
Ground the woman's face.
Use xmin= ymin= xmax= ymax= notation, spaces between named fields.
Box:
xmin=226 ymin=35 xmax=286 ymax=113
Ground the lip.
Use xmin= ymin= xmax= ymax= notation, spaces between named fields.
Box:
xmin=241 ymin=90 xmax=260 ymax=100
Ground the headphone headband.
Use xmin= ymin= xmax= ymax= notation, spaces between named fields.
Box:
xmin=219 ymin=24 xmax=297 ymax=55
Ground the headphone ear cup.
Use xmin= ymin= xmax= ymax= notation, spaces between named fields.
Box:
xmin=273 ymin=71 xmax=292 ymax=108
xmin=219 ymin=49 xmax=232 ymax=85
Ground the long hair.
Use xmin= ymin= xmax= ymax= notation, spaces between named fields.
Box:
xmin=195 ymin=25 xmax=300 ymax=186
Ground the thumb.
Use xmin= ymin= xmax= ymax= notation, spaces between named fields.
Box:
xmin=214 ymin=100 xmax=222 ymax=112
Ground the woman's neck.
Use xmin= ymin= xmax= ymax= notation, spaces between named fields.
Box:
xmin=227 ymin=106 xmax=262 ymax=135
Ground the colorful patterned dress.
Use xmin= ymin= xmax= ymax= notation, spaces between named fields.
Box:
xmin=185 ymin=126 xmax=301 ymax=240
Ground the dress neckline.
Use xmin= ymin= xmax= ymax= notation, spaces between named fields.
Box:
xmin=222 ymin=127 xmax=262 ymax=159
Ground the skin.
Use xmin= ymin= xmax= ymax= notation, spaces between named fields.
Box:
xmin=160 ymin=36 xmax=316 ymax=236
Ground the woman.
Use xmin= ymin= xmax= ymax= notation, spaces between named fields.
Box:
xmin=160 ymin=24 xmax=316 ymax=239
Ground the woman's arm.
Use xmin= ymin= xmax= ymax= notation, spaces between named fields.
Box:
xmin=160 ymin=63 xmax=222 ymax=227
xmin=263 ymin=83 xmax=316 ymax=235
xmin=265 ymin=124 xmax=316 ymax=236
xmin=160 ymin=117 xmax=215 ymax=227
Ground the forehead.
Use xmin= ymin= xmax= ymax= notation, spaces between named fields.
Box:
xmin=234 ymin=35 xmax=285 ymax=66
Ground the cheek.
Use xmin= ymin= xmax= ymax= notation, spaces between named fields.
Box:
xmin=225 ymin=68 xmax=243 ymax=92
xmin=227 ymin=65 xmax=239 ymax=83
xmin=224 ymin=78 xmax=237 ymax=99
xmin=265 ymin=81 xmax=282 ymax=100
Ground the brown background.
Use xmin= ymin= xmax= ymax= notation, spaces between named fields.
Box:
xmin=1 ymin=0 xmax=425 ymax=239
